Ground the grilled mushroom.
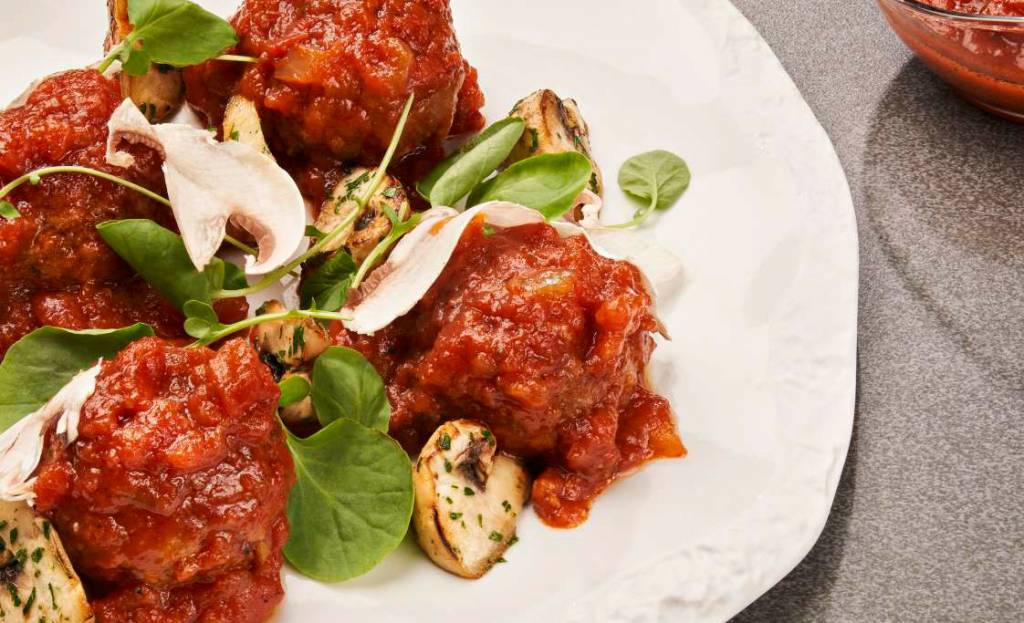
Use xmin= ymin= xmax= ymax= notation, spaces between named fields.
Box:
xmin=252 ymin=300 xmax=330 ymax=371
xmin=279 ymin=371 xmax=315 ymax=426
xmin=0 ymin=501 xmax=93 ymax=622
xmin=223 ymin=96 xmax=272 ymax=157
xmin=412 ymin=420 xmax=529 ymax=579
xmin=314 ymin=168 xmax=411 ymax=264
xmin=507 ymin=89 xmax=603 ymax=196
xmin=106 ymin=0 xmax=185 ymax=123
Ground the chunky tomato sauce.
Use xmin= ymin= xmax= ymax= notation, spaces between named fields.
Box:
xmin=33 ymin=338 xmax=294 ymax=623
xmin=0 ymin=70 xmax=245 ymax=357
xmin=337 ymin=220 xmax=684 ymax=528
xmin=884 ymin=0 xmax=1024 ymax=119
xmin=184 ymin=0 xmax=485 ymax=201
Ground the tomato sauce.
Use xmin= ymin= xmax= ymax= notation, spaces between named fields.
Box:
xmin=883 ymin=0 xmax=1024 ymax=119
xmin=184 ymin=0 xmax=485 ymax=202
xmin=337 ymin=220 xmax=685 ymax=528
xmin=33 ymin=338 xmax=294 ymax=623
xmin=0 ymin=70 xmax=244 ymax=357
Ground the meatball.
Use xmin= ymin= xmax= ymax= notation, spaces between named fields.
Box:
xmin=338 ymin=220 xmax=685 ymax=527
xmin=0 ymin=70 xmax=244 ymax=357
xmin=32 ymin=338 xmax=294 ymax=623
xmin=184 ymin=0 xmax=485 ymax=187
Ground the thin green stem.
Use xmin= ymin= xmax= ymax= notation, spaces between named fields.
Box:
xmin=189 ymin=309 xmax=350 ymax=348
xmin=0 ymin=165 xmax=258 ymax=257
xmin=97 ymin=42 xmax=125 ymax=74
xmin=350 ymin=213 xmax=422 ymax=291
xmin=212 ymin=94 xmax=416 ymax=300
xmin=606 ymin=185 xmax=659 ymax=229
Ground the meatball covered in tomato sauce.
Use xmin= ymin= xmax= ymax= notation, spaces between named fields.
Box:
xmin=338 ymin=219 xmax=685 ymax=527
xmin=32 ymin=338 xmax=294 ymax=623
xmin=184 ymin=0 xmax=485 ymax=196
xmin=0 ymin=70 xmax=244 ymax=358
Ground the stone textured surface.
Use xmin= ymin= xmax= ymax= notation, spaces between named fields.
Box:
xmin=730 ymin=2 xmax=1024 ymax=621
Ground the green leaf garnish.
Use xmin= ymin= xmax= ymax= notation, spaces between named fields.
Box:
xmin=278 ymin=375 xmax=311 ymax=408
xmin=418 ymin=117 xmax=525 ymax=207
xmin=0 ymin=201 xmax=20 ymax=220
xmin=98 ymin=219 xmax=245 ymax=311
xmin=611 ymin=149 xmax=691 ymax=228
xmin=183 ymin=300 xmax=347 ymax=347
xmin=0 ymin=325 xmax=154 ymax=432
xmin=99 ymin=0 xmax=239 ymax=76
xmin=467 ymin=152 xmax=592 ymax=220
xmin=283 ymin=418 xmax=413 ymax=582
xmin=311 ymin=347 xmax=390 ymax=431
xmin=299 ymin=252 xmax=356 ymax=312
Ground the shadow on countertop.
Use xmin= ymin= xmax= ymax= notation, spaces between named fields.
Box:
xmin=860 ymin=59 xmax=1024 ymax=391
xmin=733 ymin=58 xmax=1024 ymax=622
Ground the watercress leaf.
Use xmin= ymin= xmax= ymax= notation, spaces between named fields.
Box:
xmin=284 ymin=418 xmax=413 ymax=582
xmin=278 ymin=375 xmax=311 ymax=408
xmin=183 ymin=299 xmax=218 ymax=323
xmin=618 ymin=149 xmax=691 ymax=212
xmin=418 ymin=117 xmax=526 ymax=206
xmin=299 ymin=252 xmax=356 ymax=312
xmin=311 ymin=347 xmax=390 ymax=431
xmin=0 ymin=201 xmax=20 ymax=220
xmin=122 ymin=0 xmax=238 ymax=76
xmin=305 ymin=225 xmax=326 ymax=241
xmin=467 ymin=151 xmax=592 ymax=220
xmin=0 ymin=324 xmax=154 ymax=432
xmin=97 ymin=219 xmax=244 ymax=309
xmin=121 ymin=47 xmax=153 ymax=76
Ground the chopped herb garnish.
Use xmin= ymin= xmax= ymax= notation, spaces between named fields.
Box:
xmin=481 ymin=430 xmax=495 ymax=446
xmin=30 ymin=548 xmax=43 ymax=563
xmin=488 ymin=531 xmax=503 ymax=542
xmin=476 ymin=514 xmax=483 ymax=528
xmin=496 ymin=557 xmax=507 ymax=563
xmin=445 ymin=497 xmax=453 ymax=504
xmin=8 ymin=529 xmax=16 ymax=545
xmin=6 ymin=583 xmax=19 ymax=607
xmin=41 ymin=521 xmax=50 ymax=539
xmin=463 ymin=487 xmax=475 ymax=497
xmin=439 ymin=433 xmax=451 ymax=451
xmin=444 ymin=459 xmax=452 ymax=473
xmin=21 ymin=587 xmax=35 ymax=616
xmin=229 ymin=129 xmax=240 ymax=141
xmin=48 ymin=582 xmax=56 ymax=609
xmin=449 ymin=512 xmax=462 ymax=520
xmin=509 ymin=535 xmax=519 ymax=546
xmin=502 ymin=500 xmax=512 ymax=513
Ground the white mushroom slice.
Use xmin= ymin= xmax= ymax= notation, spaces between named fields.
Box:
xmin=252 ymin=300 xmax=329 ymax=370
xmin=508 ymin=89 xmax=603 ymax=196
xmin=314 ymin=168 xmax=411 ymax=264
xmin=106 ymin=0 xmax=184 ymax=123
xmin=223 ymin=96 xmax=271 ymax=156
xmin=0 ymin=365 xmax=100 ymax=504
xmin=343 ymin=202 xmax=678 ymax=335
xmin=412 ymin=420 xmax=528 ymax=579
xmin=105 ymin=99 xmax=306 ymax=275
xmin=0 ymin=501 xmax=93 ymax=622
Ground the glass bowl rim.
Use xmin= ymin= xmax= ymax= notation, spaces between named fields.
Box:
xmin=886 ymin=0 xmax=1024 ymax=24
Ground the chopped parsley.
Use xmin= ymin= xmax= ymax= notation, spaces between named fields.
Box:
xmin=21 ymin=587 xmax=35 ymax=616
xmin=30 ymin=548 xmax=43 ymax=563
xmin=476 ymin=514 xmax=483 ymax=528
xmin=449 ymin=512 xmax=462 ymax=521
xmin=481 ymin=430 xmax=495 ymax=446
xmin=445 ymin=497 xmax=453 ymax=505
xmin=463 ymin=487 xmax=475 ymax=497
xmin=509 ymin=535 xmax=519 ymax=546
xmin=229 ymin=129 xmax=240 ymax=141
xmin=502 ymin=500 xmax=512 ymax=513
xmin=488 ymin=531 xmax=503 ymax=542
xmin=41 ymin=521 xmax=50 ymax=539
xmin=438 ymin=433 xmax=451 ymax=451
xmin=443 ymin=459 xmax=452 ymax=473
xmin=8 ymin=529 xmax=17 ymax=546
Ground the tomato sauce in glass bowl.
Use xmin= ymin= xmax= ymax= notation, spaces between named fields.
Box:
xmin=878 ymin=0 xmax=1024 ymax=121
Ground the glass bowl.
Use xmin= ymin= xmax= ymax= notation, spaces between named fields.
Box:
xmin=877 ymin=0 xmax=1024 ymax=122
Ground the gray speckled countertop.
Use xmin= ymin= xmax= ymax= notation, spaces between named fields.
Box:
xmin=728 ymin=1 xmax=1024 ymax=621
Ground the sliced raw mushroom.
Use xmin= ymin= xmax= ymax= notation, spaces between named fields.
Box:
xmin=279 ymin=371 xmax=315 ymax=427
xmin=106 ymin=0 xmax=185 ymax=123
xmin=507 ymin=89 xmax=603 ymax=196
xmin=314 ymin=168 xmax=411 ymax=264
xmin=251 ymin=300 xmax=330 ymax=370
xmin=223 ymin=95 xmax=272 ymax=156
xmin=412 ymin=420 xmax=529 ymax=579
xmin=106 ymin=99 xmax=307 ymax=274
xmin=0 ymin=501 xmax=93 ymax=621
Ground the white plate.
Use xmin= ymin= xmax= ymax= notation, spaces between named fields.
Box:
xmin=0 ymin=0 xmax=858 ymax=621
